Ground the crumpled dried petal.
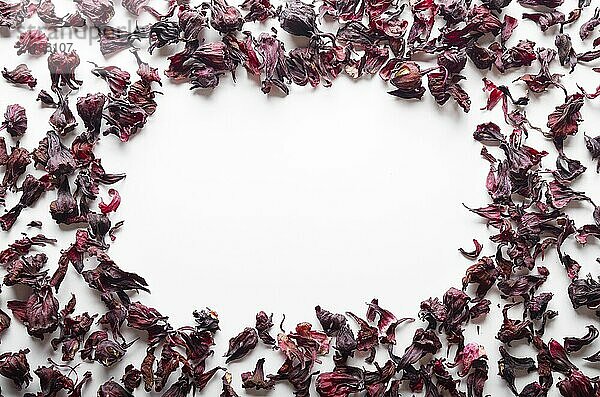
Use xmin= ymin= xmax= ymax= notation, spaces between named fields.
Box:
xmin=0 ymin=349 xmax=32 ymax=390
xmin=257 ymin=33 xmax=291 ymax=95
xmin=99 ymin=188 xmax=121 ymax=214
xmin=47 ymin=50 xmax=82 ymax=90
xmin=315 ymin=365 xmax=364 ymax=397
xmin=2 ymin=63 xmax=37 ymax=88
xmin=103 ymin=97 xmax=148 ymax=142
xmin=224 ymin=327 xmax=258 ymax=363
xmin=546 ymin=93 xmax=584 ymax=149
xmin=279 ymin=0 xmax=318 ymax=37
xmin=77 ymin=92 xmax=107 ymax=140
xmin=563 ymin=325 xmax=598 ymax=353
xmin=387 ymin=61 xmax=426 ymax=99
xmin=7 ymin=285 xmax=59 ymax=339
xmin=122 ymin=0 xmax=150 ymax=15
xmin=1 ymin=104 xmax=27 ymax=137
xmin=568 ymin=274 xmax=600 ymax=312
xmin=73 ymin=0 xmax=115 ymax=25
xmin=255 ymin=311 xmax=276 ymax=345
xmin=91 ymin=63 xmax=131 ymax=96
xmin=81 ymin=330 xmax=135 ymax=367
xmin=15 ymin=29 xmax=48 ymax=55
xmin=209 ymin=0 xmax=243 ymax=33
xmin=241 ymin=358 xmax=275 ymax=390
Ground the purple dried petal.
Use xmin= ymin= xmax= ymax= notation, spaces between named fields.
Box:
xmin=1 ymin=104 xmax=27 ymax=137
xmin=563 ymin=325 xmax=598 ymax=353
xmin=240 ymin=0 xmax=274 ymax=22
xmin=580 ymin=7 xmax=600 ymax=40
xmin=257 ymin=33 xmax=291 ymax=95
xmin=459 ymin=239 xmax=483 ymax=259
xmin=387 ymin=61 xmax=426 ymax=99
xmin=0 ymin=349 xmax=32 ymax=390
xmin=15 ymin=29 xmax=48 ymax=55
xmin=279 ymin=0 xmax=317 ymax=37
xmin=122 ymin=0 xmax=150 ymax=15
xmin=546 ymin=93 xmax=584 ymax=149
xmin=241 ymin=358 xmax=275 ymax=390
xmin=0 ymin=0 xmax=27 ymax=28
xmin=2 ymin=64 xmax=37 ymax=88
xmin=47 ymin=50 xmax=82 ymax=90
xmin=73 ymin=0 xmax=114 ymax=25
xmin=568 ymin=275 xmax=600 ymax=313
xmin=91 ymin=63 xmax=131 ymax=96
xmin=518 ymin=0 xmax=563 ymax=8
xmin=224 ymin=327 xmax=259 ymax=363
xmin=210 ymin=0 xmax=243 ymax=33
xmin=49 ymin=94 xmax=78 ymax=135
xmin=77 ymin=92 xmax=107 ymax=140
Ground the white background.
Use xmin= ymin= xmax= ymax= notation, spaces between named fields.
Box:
xmin=1 ymin=1 xmax=600 ymax=395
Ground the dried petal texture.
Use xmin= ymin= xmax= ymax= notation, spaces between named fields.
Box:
xmin=14 ymin=29 xmax=48 ymax=55
xmin=0 ymin=349 xmax=32 ymax=390
xmin=1 ymin=104 xmax=27 ymax=137
xmin=547 ymin=94 xmax=584 ymax=148
xmin=47 ymin=50 xmax=82 ymax=90
xmin=7 ymin=286 xmax=59 ymax=339
xmin=74 ymin=0 xmax=115 ymax=25
xmin=122 ymin=0 xmax=150 ymax=15
xmin=99 ymin=188 xmax=121 ymax=214
xmin=2 ymin=64 xmax=37 ymax=88
xmin=91 ymin=64 xmax=131 ymax=96
xmin=224 ymin=327 xmax=259 ymax=363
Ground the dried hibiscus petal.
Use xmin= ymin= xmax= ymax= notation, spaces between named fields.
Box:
xmin=224 ymin=327 xmax=259 ymax=363
xmin=387 ymin=61 xmax=427 ymax=99
xmin=209 ymin=0 xmax=243 ymax=33
xmin=99 ymin=188 xmax=121 ymax=214
xmin=81 ymin=330 xmax=135 ymax=367
xmin=459 ymin=239 xmax=483 ymax=259
xmin=257 ymin=33 xmax=291 ymax=95
xmin=568 ymin=275 xmax=600 ymax=313
xmin=122 ymin=0 xmax=150 ymax=15
xmin=584 ymin=133 xmax=600 ymax=172
xmin=315 ymin=305 xmax=347 ymax=336
xmin=47 ymin=50 xmax=82 ymax=90
xmin=98 ymin=25 xmax=151 ymax=56
xmin=73 ymin=0 xmax=115 ymax=25
xmin=82 ymin=260 xmax=149 ymax=305
xmin=121 ymin=364 xmax=142 ymax=391
xmin=103 ymin=97 xmax=148 ymax=142
xmin=563 ymin=325 xmax=598 ymax=353
xmin=241 ymin=358 xmax=275 ymax=390
xmin=14 ymin=29 xmax=48 ymax=56
xmin=546 ymin=93 xmax=584 ymax=150
xmin=390 ymin=328 xmax=441 ymax=369
xmin=36 ymin=0 xmax=86 ymax=28
xmin=77 ymin=92 xmax=107 ymax=140
xmin=279 ymin=0 xmax=318 ymax=37
xmin=315 ymin=365 xmax=364 ymax=397
xmin=0 ymin=349 xmax=32 ymax=390
xmin=2 ymin=145 xmax=31 ymax=191
xmin=97 ymin=379 xmax=132 ymax=396
xmin=49 ymin=93 xmax=78 ymax=134
xmin=1 ymin=175 xmax=48 ymax=231
xmin=2 ymin=64 xmax=37 ymax=88
xmin=0 ymin=0 xmax=27 ymax=28
xmin=1 ymin=104 xmax=27 ymax=137
xmin=8 ymin=285 xmax=59 ymax=339
xmin=255 ymin=311 xmax=276 ymax=345
xmin=580 ymin=7 xmax=600 ymax=40
xmin=91 ymin=63 xmax=131 ymax=97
